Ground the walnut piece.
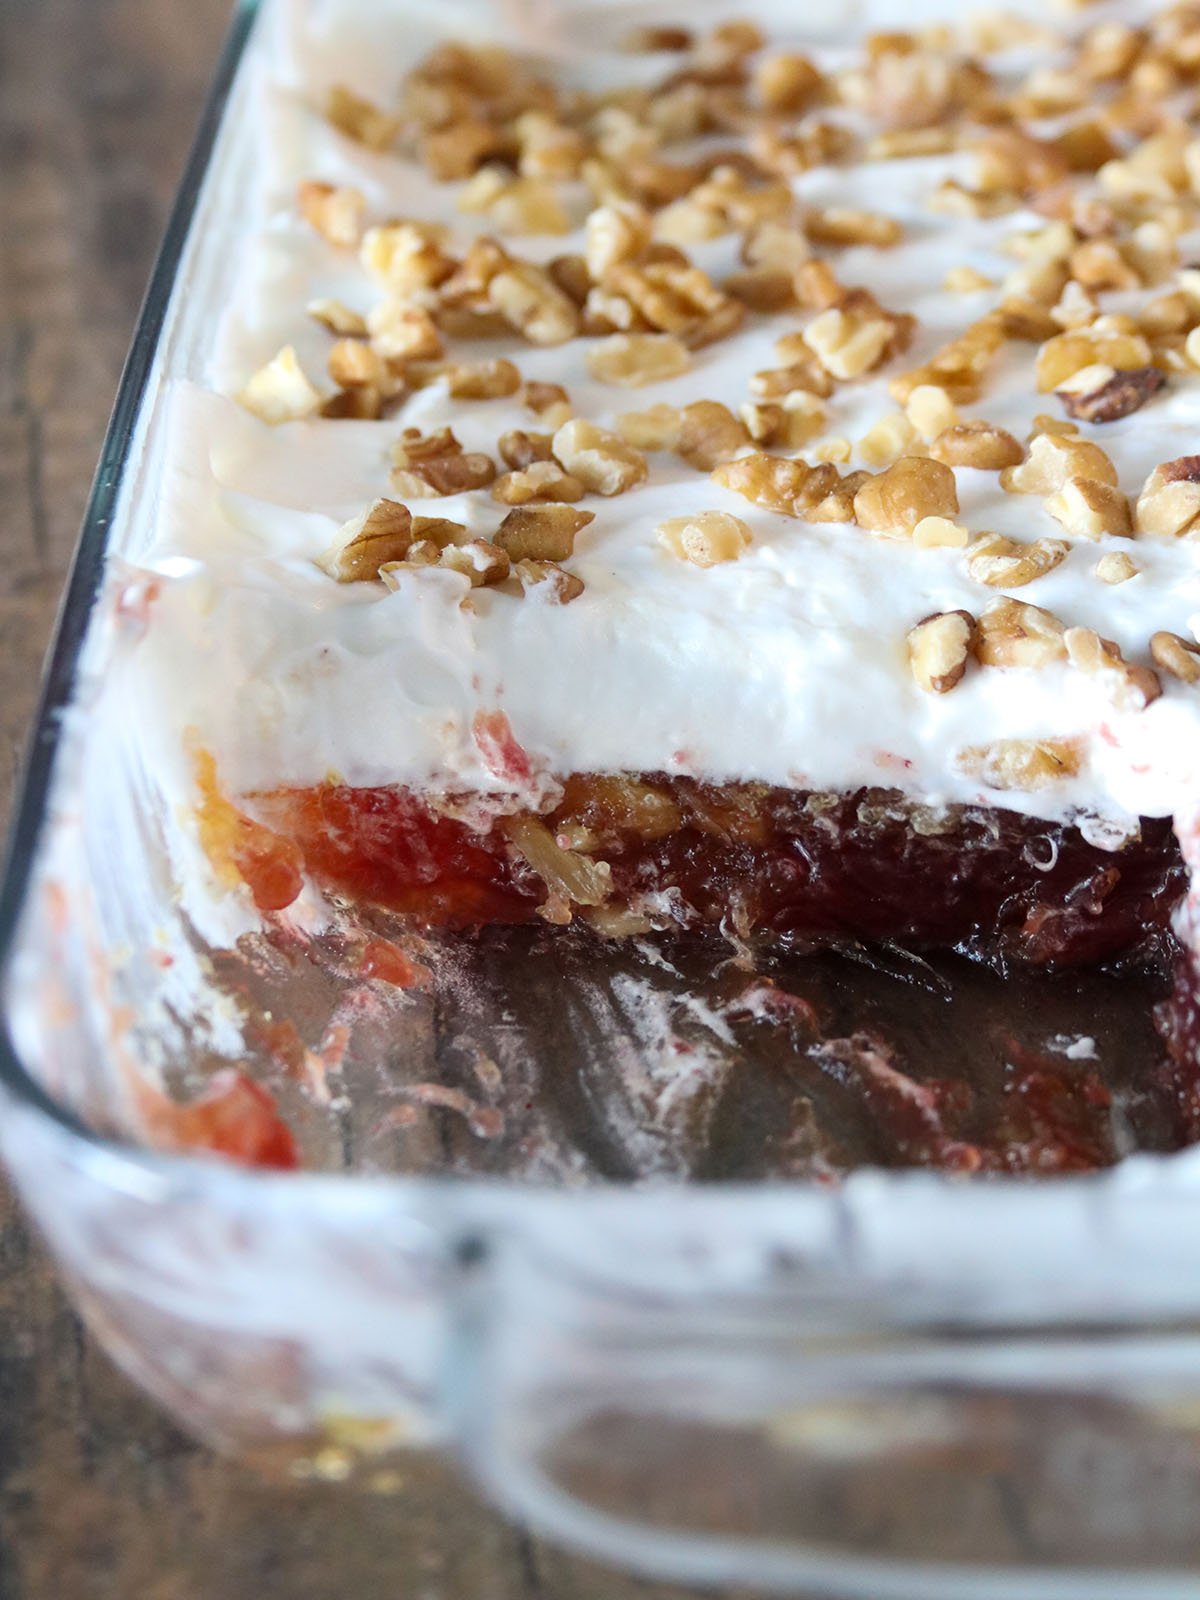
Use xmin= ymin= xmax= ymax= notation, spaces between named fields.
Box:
xmin=516 ymin=560 xmax=585 ymax=603
xmin=657 ymin=511 xmax=752 ymax=567
xmin=803 ymin=302 xmax=897 ymax=380
xmin=974 ymin=598 xmax=1066 ymax=669
xmin=912 ymin=515 xmax=969 ymax=549
xmin=1064 ymin=626 xmax=1161 ymax=710
xmin=966 ymin=534 xmax=1069 ymax=588
xmin=317 ymin=499 xmax=413 ymax=582
xmin=1135 ymin=457 xmax=1200 ymax=537
xmin=853 ymin=457 xmax=958 ymax=536
xmin=498 ymin=430 xmax=554 ymax=469
xmin=444 ymin=358 xmax=522 ymax=399
xmin=492 ymin=460 xmax=586 ymax=504
xmin=1094 ymin=551 xmax=1139 ymax=584
xmin=1057 ymin=364 xmax=1167 ymax=422
xmin=907 ymin=610 xmax=975 ymax=694
xmin=956 ymin=739 xmax=1082 ymax=792
xmin=297 ymin=180 xmax=367 ymax=249
xmin=1000 ymin=432 xmax=1118 ymax=494
xmin=489 ymin=264 xmax=580 ymax=346
xmin=1044 ymin=477 xmax=1133 ymax=541
xmin=494 ymin=504 xmax=595 ymax=562
xmin=616 ymin=404 xmax=682 ymax=452
xmin=586 ymin=332 xmax=691 ymax=386
xmin=930 ymin=421 xmax=1023 ymax=471
xmin=1151 ymin=630 xmax=1200 ymax=684
xmin=553 ymin=419 xmax=648 ymax=495
xmin=307 ymin=299 xmax=368 ymax=337
xmin=238 ymin=347 xmax=323 ymax=424
xmin=675 ymin=401 xmax=749 ymax=470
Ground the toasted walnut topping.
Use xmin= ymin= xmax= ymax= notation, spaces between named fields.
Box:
xmin=966 ymin=533 xmax=1069 ymax=588
xmin=739 ymin=395 xmax=826 ymax=449
xmin=366 ymin=303 xmax=444 ymax=362
xmin=975 ymin=598 xmax=1066 ymax=669
xmin=327 ymin=338 xmax=393 ymax=392
xmin=317 ymin=499 xmax=412 ymax=582
xmin=805 ymin=208 xmax=904 ymax=249
xmin=957 ymin=738 xmax=1082 ymax=792
xmin=494 ymin=504 xmax=595 ymax=562
xmin=444 ymin=358 xmax=522 ymax=399
xmin=814 ymin=437 xmax=852 ymax=464
xmin=929 ymin=421 xmax=1022 ymax=472
xmin=516 ymin=560 xmax=585 ymax=603
xmin=410 ymin=516 xmax=466 ymax=550
xmin=1065 ymin=626 xmax=1161 ymax=709
xmin=586 ymin=331 xmax=691 ymax=387
xmin=1058 ymin=365 xmax=1167 ymax=423
xmin=890 ymin=315 xmax=1005 ymax=404
xmin=419 ymin=119 xmax=502 ymax=182
xmin=905 ymin=384 xmax=958 ymax=442
xmin=360 ymin=223 xmax=454 ymax=293
xmin=911 ymin=515 xmax=967 ymax=550
xmin=520 ymin=380 xmax=572 ymax=430
xmin=391 ymin=452 xmax=497 ymax=498
xmin=391 ymin=427 xmax=461 ymax=468
xmin=803 ymin=303 xmax=896 ymax=379
xmin=492 ymin=460 xmax=586 ymax=504
xmin=1000 ymin=432 xmax=1119 ymax=495
xmin=757 ymin=50 xmax=823 ymax=111
xmin=238 ymin=347 xmax=323 ymax=424
xmin=297 ymin=180 xmax=366 ymax=249
xmin=1135 ymin=457 xmax=1200 ymax=537
xmin=743 ymin=220 xmax=811 ymax=274
xmin=675 ymin=401 xmax=749 ymax=470
xmin=908 ymin=610 xmax=975 ymax=694
xmin=585 ymin=203 xmax=652 ymax=281
xmin=1151 ymin=630 xmax=1200 ymax=684
xmin=1045 ymin=476 xmax=1133 ymax=541
xmin=488 ymin=264 xmax=580 ymax=346
xmin=461 ymin=170 xmax=572 ymax=236
xmin=751 ymin=355 xmax=835 ymax=401
xmin=307 ymin=299 xmax=368 ymax=337
xmin=498 ymin=430 xmax=554 ymax=470
xmin=712 ymin=451 xmax=813 ymax=516
xmin=616 ymin=404 xmax=682 ymax=452
xmin=439 ymin=539 xmax=511 ymax=587
xmin=325 ymin=85 xmax=402 ymax=150
xmin=944 ymin=265 xmax=995 ymax=293
xmin=658 ymin=511 xmax=752 ymax=567
xmin=857 ymin=412 xmax=917 ymax=467
xmin=552 ymin=419 xmax=648 ymax=496
xmin=723 ymin=268 xmax=796 ymax=312
xmin=853 ymin=456 xmax=959 ymax=536
xmin=1095 ymin=550 xmax=1139 ymax=584
xmin=1035 ymin=326 xmax=1154 ymax=391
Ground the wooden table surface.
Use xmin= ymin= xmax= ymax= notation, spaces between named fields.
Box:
xmin=0 ymin=4 xmax=720 ymax=1595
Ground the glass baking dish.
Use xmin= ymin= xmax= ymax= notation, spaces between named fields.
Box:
xmin=6 ymin=2 xmax=1200 ymax=1594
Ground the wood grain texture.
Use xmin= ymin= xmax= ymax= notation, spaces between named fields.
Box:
xmin=0 ymin=4 xmax=713 ymax=1595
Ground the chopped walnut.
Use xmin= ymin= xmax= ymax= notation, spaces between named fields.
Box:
xmin=814 ymin=437 xmax=852 ymax=465
xmin=366 ymin=303 xmax=444 ymax=363
xmin=521 ymin=380 xmax=572 ymax=430
xmin=657 ymin=511 xmax=752 ymax=567
xmin=1064 ymin=625 xmax=1161 ymax=709
xmin=805 ymin=208 xmax=904 ymax=249
xmin=975 ymin=598 xmax=1066 ymax=669
xmin=756 ymin=51 xmax=823 ymax=112
xmin=1045 ymin=477 xmax=1133 ymax=541
xmin=908 ymin=610 xmax=975 ymax=694
xmin=516 ymin=560 xmax=585 ymax=604
xmin=912 ymin=514 xmax=969 ymax=549
xmin=489 ymin=264 xmax=580 ymax=346
xmin=307 ymin=299 xmax=368 ymax=338
xmin=461 ymin=170 xmax=571 ymax=236
xmin=620 ymin=24 xmax=692 ymax=52
xmin=966 ymin=533 xmax=1069 ymax=587
xmin=410 ymin=516 xmax=466 ymax=549
xmin=391 ymin=451 xmax=497 ymax=497
xmin=930 ymin=422 xmax=1022 ymax=471
xmin=494 ymin=504 xmax=595 ymax=562
xmin=723 ymin=268 xmax=796 ymax=312
xmin=444 ymin=358 xmax=522 ymax=399
xmin=1057 ymin=364 xmax=1167 ymax=423
xmin=585 ymin=203 xmax=653 ymax=281
xmin=944 ymin=265 xmax=995 ymax=293
xmin=238 ymin=347 xmax=323 ymax=424
xmin=492 ymin=460 xmax=586 ymax=504
xmin=890 ymin=315 xmax=1005 ymax=404
xmin=616 ymin=404 xmax=682 ymax=452
xmin=1035 ymin=326 xmax=1154 ymax=391
xmin=957 ymin=738 xmax=1082 ymax=792
xmin=712 ymin=451 xmax=814 ymax=516
xmin=586 ymin=331 xmax=691 ymax=386
xmin=297 ymin=180 xmax=366 ymax=249
xmin=498 ymin=430 xmax=554 ymax=470
xmin=439 ymin=539 xmax=511 ymax=587
xmin=327 ymin=339 xmax=395 ymax=393
xmin=853 ymin=457 xmax=959 ymax=536
xmin=1135 ymin=457 xmax=1200 ymax=537
xmin=420 ymin=119 xmax=503 ymax=182
xmin=325 ymin=85 xmax=402 ymax=150
xmin=857 ymin=412 xmax=917 ymax=468
xmin=742 ymin=220 xmax=811 ymax=274
xmin=360 ymin=223 xmax=454 ymax=294
xmin=675 ymin=401 xmax=749 ymax=470
xmin=317 ymin=499 xmax=412 ymax=582
xmin=550 ymin=419 xmax=647 ymax=496
xmin=804 ymin=303 xmax=896 ymax=380
xmin=1151 ymin=630 xmax=1200 ymax=684
xmin=905 ymin=385 xmax=958 ymax=442
xmin=1094 ymin=550 xmax=1139 ymax=584
xmin=1000 ymin=432 xmax=1118 ymax=495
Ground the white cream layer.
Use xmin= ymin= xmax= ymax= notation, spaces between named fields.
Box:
xmin=134 ymin=0 xmax=1200 ymax=831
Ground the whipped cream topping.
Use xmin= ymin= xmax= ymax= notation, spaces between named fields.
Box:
xmin=132 ymin=0 xmax=1200 ymax=833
